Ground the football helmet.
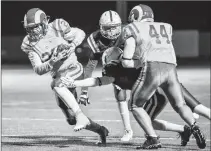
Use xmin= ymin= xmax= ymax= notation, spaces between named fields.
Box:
xmin=128 ymin=4 xmax=154 ymax=23
xmin=99 ymin=10 xmax=122 ymax=40
xmin=23 ymin=8 xmax=49 ymax=40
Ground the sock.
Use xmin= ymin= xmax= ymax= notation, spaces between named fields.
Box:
xmin=153 ymin=119 xmax=184 ymax=133
xmin=194 ymin=104 xmax=211 ymax=120
xmin=54 ymin=87 xmax=81 ymax=114
xmin=117 ymin=101 xmax=132 ymax=131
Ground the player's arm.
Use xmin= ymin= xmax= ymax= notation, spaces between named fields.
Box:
xmin=27 ymin=51 xmax=55 ymax=75
xmin=21 ymin=41 xmax=65 ymax=75
xmin=56 ymin=18 xmax=86 ymax=49
xmin=80 ymin=34 xmax=100 ymax=96
xmin=121 ymin=37 xmax=137 ymax=68
xmin=61 ymin=76 xmax=115 ymax=88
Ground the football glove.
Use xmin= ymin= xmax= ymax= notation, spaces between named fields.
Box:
xmin=78 ymin=91 xmax=90 ymax=106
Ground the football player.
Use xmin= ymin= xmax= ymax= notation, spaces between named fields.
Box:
xmin=21 ymin=8 xmax=109 ymax=146
xmin=79 ymin=10 xmax=133 ymax=142
xmin=60 ymin=47 xmax=207 ymax=148
xmin=119 ymin=4 xmax=206 ymax=149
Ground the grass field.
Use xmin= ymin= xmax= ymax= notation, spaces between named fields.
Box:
xmin=1 ymin=65 xmax=210 ymax=151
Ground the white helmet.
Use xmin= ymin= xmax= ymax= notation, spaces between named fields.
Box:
xmin=23 ymin=8 xmax=49 ymax=40
xmin=99 ymin=10 xmax=122 ymax=40
xmin=128 ymin=4 xmax=154 ymax=23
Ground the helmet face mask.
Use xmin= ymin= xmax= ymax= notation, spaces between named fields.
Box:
xmin=25 ymin=24 xmax=44 ymax=40
xmin=23 ymin=8 xmax=49 ymax=41
xmin=99 ymin=10 xmax=122 ymax=40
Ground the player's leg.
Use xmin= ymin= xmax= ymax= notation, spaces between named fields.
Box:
xmin=52 ymin=63 xmax=90 ymax=131
xmin=85 ymin=118 xmax=109 ymax=146
xmin=181 ymin=83 xmax=211 ymax=120
xmin=161 ymin=65 xmax=206 ymax=149
xmin=144 ymin=88 xmax=184 ymax=132
xmin=129 ymin=62 xmax=161 ymax=149
xmin=144 ymin=88 xmax=192 ymax=146
xmin=113 ymin=85 xmax=133 ymax=142
xmin=194 ymin=105 xmax=210 ymax=120
xmin=55 ymin=93 xmax=109 ymax=146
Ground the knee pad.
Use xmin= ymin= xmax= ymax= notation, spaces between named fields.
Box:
xmin=114 ymin=87 xmax=127 ymax=102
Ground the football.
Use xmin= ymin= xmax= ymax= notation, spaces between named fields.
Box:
xmin=102 ymin=47 xmax=123 ymax=66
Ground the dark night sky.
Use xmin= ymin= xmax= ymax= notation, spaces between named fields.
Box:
xmin=1 ymin=1 xmax=211 ymax=36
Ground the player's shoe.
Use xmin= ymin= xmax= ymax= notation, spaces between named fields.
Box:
xmin=120 ymin=129 xmax=133 ymax=142
xmin=179 ymin=125 xmax=192 ymax=146
xmin=191 ymin=123 xmax=206 ymax=149
xmin=136 ymin=135 xmax=162 ymax=149
xmin=96 ymin=126 xmax=109 ymax=147
xmin=74 ymin=111 xmax=90 ymax=132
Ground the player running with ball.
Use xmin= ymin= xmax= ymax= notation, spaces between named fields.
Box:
xmin=21 ymin=8 xmax=109 ymax=146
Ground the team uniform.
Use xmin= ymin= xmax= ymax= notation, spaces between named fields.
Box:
xmin=21 ymin=18 xmax=84 ymax=80
xmin=81 ymin=10 xmax=134 ymax=142
xmin=83 ymin=29 xmax=129 ymax=101
xmin=21 ymin=8 xmax=109 ymax=144
xmin=119 ymin=4 xmax=206 ymax=149
xmin=103 ymin=62 xmax=167 ymax=120
xmin=121 ymin=21 xmax=184 ymax=109
xmin=21 ymin=18 xmax=85 ymax=122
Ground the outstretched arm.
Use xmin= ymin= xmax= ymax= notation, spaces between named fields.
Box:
xmin=61 ymin=76 xmax=115 ymax=88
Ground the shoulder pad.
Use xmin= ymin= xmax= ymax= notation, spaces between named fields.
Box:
xmin=121 ymin=25 xmax=134 ymax=41
xmin=91 ymin=30 xmax=101 ymax=41
xmin=52 ymin=18 xmax=71 ymax=34
xmin=87 ymin=30 xmax=101 ymax=53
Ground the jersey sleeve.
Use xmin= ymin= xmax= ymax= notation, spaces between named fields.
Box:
xmin=121 ymin=25 xmax=136 ymax=42
xmin=52 ymin=18 xmax=85 ymax=47
xmin=28 ymin=51 xmax=53 ymax=75
xmin=86 ymin=31 xmax=101 ymax=53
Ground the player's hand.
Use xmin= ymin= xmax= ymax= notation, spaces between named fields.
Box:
xmin=60 ymin=77 xmax=76 ymax=88
xmin=63 ymin=43 xmax=76 ymax=57
xmin=78 ymin=91 xmax=90 ymax=106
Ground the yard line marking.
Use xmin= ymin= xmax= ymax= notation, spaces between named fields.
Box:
xmin=1 ymin=108 xmax=184 ymax=112
xmin=1 ymin=135 xmax=210 ymax=141
xmin=2 ymin=118 xmax=211 ymax=125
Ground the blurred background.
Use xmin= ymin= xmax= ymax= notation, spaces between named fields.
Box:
xmin=1 ymin=1 xmax=211 ymax=65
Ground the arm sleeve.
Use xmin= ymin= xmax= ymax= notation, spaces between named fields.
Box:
xmin=28 ymin=51 xmax=53 ymax=75
xmin=64 ymin=27 xmax=86 ymax=47
xmin=54 ymin=18 xmax=85 ymax=47
xmin=74 ymin=76 xmax=115 ymax=87
xmin=80 ymin=47 xmax=99 ymax=92
xmin=121 ymin=37 xmax=137 ymax=68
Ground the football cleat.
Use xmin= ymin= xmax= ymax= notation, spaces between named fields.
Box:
xmin=120 ymin=129 xmax=133 ymax=142
xmin=96 ymin=126 xmax=109 ymax=147
xmin=191 ymin=123 xmax=206 ymax=149
xmin=136 ymin=135 xmax=161 ymax=149
xmin=179 ymin=125 xmax=192 ymax=146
